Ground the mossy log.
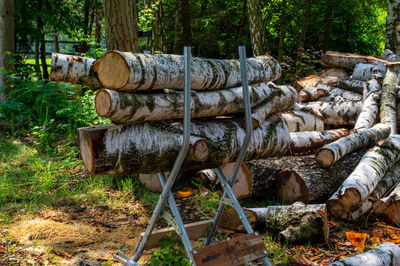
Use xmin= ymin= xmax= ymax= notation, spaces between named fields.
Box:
xmin=351 ymin=63 xmax=373 ymax=81
xmin=297 ymin=100 xmax=362 ymax=126
xmin=78 ymin=116 xmax=290 ymax=174
xmin=95 ymin=84 xmax=296 ymax=125
xmin=294 ymin=68 xmax=348 ymax=91
xmin=354 ymin=91 xmax=381 ymax=130
xmin=49 ymin=53 xmax=101 ymax=89
xmin=95 ymin=51 xmax=281 ymax=91
xmin=275 ymin=150 xmax=365 ymax=203
xmin=329 ymin=242 xmax=400 ymax=266
xmin=321 ymin=51 xmax=392 ymax=70
xmin=280 ymin=111 xmax=324 ymax=132
xmin=374 ymin=182 xmax=400 ymax=227
xmin=316 ymin=124 xmax=390 ymax=168
xmin=220 ymin=203 xmax=325 ymax=244
xmin=380 ymin=65 xmax=399 ymax=135
xmin=327 ymin=135 xmax=400 ymax=220
xmin=288 ymin=128 xmax=349 ymax=156
xmin=337 ymin=79 xmax=366 ymax=94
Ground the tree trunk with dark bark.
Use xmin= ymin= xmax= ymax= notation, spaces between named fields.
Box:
xmin=104 ymin=0 xmax=139 ymax=52
xmin=181 ymin=0 xmax=191 ymax=46
xmin=96 ymin=51 xmax=281 ymax=91
xmin=278 ymin=0 xmax=287 ymax=61
xmin=0 ymin=0 xmax=14 ymax=101
xmin=149 ymin=0 xmax=166 ymax=53
xmin=247 ymin=0 xmax=268 ymax=56
xmin=385 ymin=0 xmax=400 ymax=56
xmin=298 ymin=0 xmax=312 ymax=50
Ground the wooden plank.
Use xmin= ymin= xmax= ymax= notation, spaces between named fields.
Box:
xmin=191 ymin=233 xmax=267 ymax=266
xmin=134 ymin=219 xmax=211 ymax=251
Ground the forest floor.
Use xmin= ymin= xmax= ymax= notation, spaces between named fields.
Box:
xmin=1 ymin=133 xmax=400 ymax=265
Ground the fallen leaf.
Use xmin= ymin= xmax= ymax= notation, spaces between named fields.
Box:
xmin=176 ymin=190 xmax=193 ymax=197
xmin=371 ymin=236 xmax=381 ymax=247
xmin=346 ymin=232 xmax=367 ymax=253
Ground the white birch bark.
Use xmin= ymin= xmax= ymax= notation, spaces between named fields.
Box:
xmin=371 ymin=61 xmax=387 ymax=81
xmin=96 ymin=51 xmax=281 ymax=91
xmin=337 ymin=79 xmax=366 ymax=94
xmin=329 ymin=242 xmax=400 ymax=266
xmin=297 ymin=86 xmax=327 ymax=102
xmin=327 ymin=135 xmax=400 ymax=220
xmin=297 ymin=100 xmax=362 ymax=126
xmin=354 ymin=91 xmax=381 ymax=130
xmin=49 ymin=53 xmax=102 ymax=89
xmin=316 ymin=123 xmax=391 ymax=168
xmin=351 ymin=63 xmax=373 ymax=81
xmin=382 ymin=49 xmax=400 ymax=62
xmin=315 ymin=84 xmax=363 ymax=102
xmin=280 ymin=110 xmax=324 ymax=132
xmin=321 ymin=51 xmax=391 ymax=70
xmin=288 ymin=128 xmax=349 ymax=156
xmin=380 ymin=65 xmax=399 ymax=135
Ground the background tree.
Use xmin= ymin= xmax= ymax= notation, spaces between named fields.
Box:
xmin=0 ymin=0 xmax=15 ymax=101
xmin=248 ymin=0 xmax=268 ymax=56
xmin=385 ymin=0 xmax=400 ymax=55
xmin=149 ymin=0 xmax=167 ymax=53
xmin=104 ymin=0 xmax=139 ymax=52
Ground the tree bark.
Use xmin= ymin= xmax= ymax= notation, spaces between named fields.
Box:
xmin=354 ymin=91 xmax=381 ymax=130
xmin=37 ymin=0 xmax=48 ymax=80
xmin=54 ymin=32 xmax=59 ymax=53
xmin=0 ymin=0 xmax=14 ymax=101
xmin=288 ymin=128 xmax=349 ymax=156
xmin=180 ymin=0 xmax=191 ymax=46
xmin=352 ymin=63 xmax=373 ymax=81
xmin=277 ymin=0 xmax=287 ymax=62
xmin=149 ymin=0 xmax=166 ymax=53
xmin=382 ymin=49 xmax=400 ymax=62
xmin=322 ymin=1 xmax=333 ymax=51
xmin=50 ymin=53 xmax=101 ymax=89
xmin=321 ymin=51 xmax=393 ymax=70
xmin=276 ymin=150 xmax=365 ymax=203
xmin=298 ymin=0 xmax=313 ymax=50
xmin=298 ymin=86 xmax=328 ymax=102
xmin=371 ymin=61 xmax=387 ymax=82
xmin=296 ymin=100 xmax=362 ymax=126
xmin=280 ymin=110 xmax=324 ymax=132
xmin=329 ymin=242 xmax=400 ymax=266
xmin=104 ymin=0 xmax=139 ymax=52
xmin=95 ymin=84 xmax=296 ymax=125
xmin=316 ymin=123 xmax=391 ymax=168
xmin=247 ymin=0 xmax=268 ymax=56
xmin=374 ymin=182 xmax=400 ymax=227
xmin=96 ymin=51 xmax=281 ymax=91
xmin=314 ymin=84 xmax=362 ymax=102
xmin=380 ymin=65 xmax=399 ymax=135
xmin=337 ymin=79 xmax=366 ymax=94
xmin=95 ymin=8 xmax=102 ymax=45
xmin=294 ymin=68 xmax=348 ymax=92
xmin=221 ymin=203 xmax=325 ymax=244
xmin=327 ymin=135 xmax=400 ymax=220
xmin=385 ymin=0 xmax=400 ymax=56
xmin=78 ymin=116 xmax=290 ymax=175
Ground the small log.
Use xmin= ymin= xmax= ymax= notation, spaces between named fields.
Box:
xmin=244 ymin=83 xmax=297 ymax=129
xmin=49 ymin=53 xmax=101 ymax=89
xmin=280 ymin=110 xmax=324 ymax=132
xmin=374 ymin=182 xmax=400 ymax=227
xmin=327 ymin=135 xmax=400 ymax=220
xmin=380 ymin=65 xmax=399 ymax=135
xmin=351 ymin=63 xmax=373 ymax=81
xmin=297 ymin=86 xmax=328 ymax=102
xmin=329 ymin=242 xmax=400 ymax=266
xmin=371 ymin=61 xmax=387 ymax=81
xmin=316 ymin=124 xmax=391 ymax=168
xmin=354 ymin=91 xmax=381 ymax=131
xmin=78 ymin=116 xmax=290 ymax=174
xmin=315 ymin=84 xmax=363 ymax=102
xmin=337 ymin=79 xmax=366 ymax=94
xmin=288 ymin=128 xmax=349 ymax=156
xmin=96 ymin=51 xmax=281 ymax=91
xmin=294 ymin=68 xmax=348 ymax=91
xmin=363 ymin=78 xmax=381 ymax=100
xmin=382 ymin=49 xmax=400 ymax=62
xmin=321 ymin=51 xmax=392 ymax=70
xmin=96 ymin=84 xmax=297 ymax=125
xmin=297 ymin=100 xmax=362 ymax=126
xmin=220 ymin=203 xmax=325 ymax=244
xmin=275 ymin=150 xmax=365 ymax=203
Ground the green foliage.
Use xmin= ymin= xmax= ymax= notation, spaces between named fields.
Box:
xmin=150 ymin=233 xmax=191 ymax=266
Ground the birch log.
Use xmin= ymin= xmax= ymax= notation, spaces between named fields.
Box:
xmin=337 ymin=79 xmax=366 ymax=94
xmin=321 ymin=51 xmax=392 ymax=70
xmin=329 ymin=242 xmax=400 ymax=266
xmin=315 ymin=84 xmax=363 ymax=102
xmin=294 ymin=68 xmax=348 ymax=91
xmin=287 ymin=128 xmax=349 ymax=156
xmin=95 ymin=51 xmax=281 ymax=91
xmin=380 ymin=65 xmax=399 ymax=135
xmin=280 ymin=111 xmax=324 ymax=132
xmin=297 ymin=86 xmax=327 ymax=102
xmin=78 ymin=116 xmax=290 ymax=174
xmin=297 ymin=100 xmax=362 ymax=126
xmin=371 ymin=61 xmax=387 ymax=81
xmin=243 ymin=84 xmax=297 ymax=129
xmin=351 ymin=63 xmax=373 ymax=81
xmin=374 ymin=182 xmax=400 ymax=227
xmin=353 ymin=91 xmax=381 ymax=130
xmin=49 ymin=53 xmax=102 ymax=89
xmin=316 ymin=124 xmax=391 ymax=168
xmin=382 ymin=49 xmax=400 ymax=62
xmin=327 ymin=135 xmax=400 ymax=220
xmin=95 ymin=84 xmax=297 ymax=124
xmin=275 ymin=150 xmax=365 ymax=203
xmin=220 ymin=203 xmax=325 ymax=243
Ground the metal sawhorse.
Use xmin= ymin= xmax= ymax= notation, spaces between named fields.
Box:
xmin=114 ymin=46 xmax=272 ymax=266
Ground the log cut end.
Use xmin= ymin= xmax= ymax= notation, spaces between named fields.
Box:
xmin=275 ymin=170 xmax=309 ymax=203
xmin=327 ymin=188 xmax=362 ymax=220
xmin=315 ymin=148 xmax=335 ymax=168
xmin=191 ymin=140 xmax=210 ymax=162
xmin=95 ymin=89 xmax=112 ymax=117
xmin=97 ymin=51 xmax=130 ymax=89
xmin=240 ymin=118 xmax=260 ymax=130
xmin=220 ymin=208 xmax=257 ymax=231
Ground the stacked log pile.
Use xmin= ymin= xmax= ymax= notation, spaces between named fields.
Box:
xmin=51 ymin=49 xmax=400 ymax=249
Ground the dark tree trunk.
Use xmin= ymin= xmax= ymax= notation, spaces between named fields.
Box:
xmin=37 ymin=0 xmax=48 ymax=80
xmin=54 ymin=32 xmax=59 ymax=53
xmin=84 ymin=0 xmax=91 ymax=35
xmin=181 ymin=0 xmax=191 ymax=46
xmin=0 ymin=0 xmax=14 ymax=101
xmin=298 ymin=0 xmax=312 ymax=49
xmin=385 ymin=0 xmax=400 ymax=55
xmin=278 ymin=0 xmax=287 ymax=61
xmin=323 ymin=1 xmax=334 ymax=51
xmin=104 ymin=0 xmax=139 ymax=52
xmin=149 ymin=0 xmax=166 ymax=53
xmin=95 ymin=8 xmax=102 ymax=45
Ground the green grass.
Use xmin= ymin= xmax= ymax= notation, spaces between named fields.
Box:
xmin=25 ymin=59 xmax=52 ymax=74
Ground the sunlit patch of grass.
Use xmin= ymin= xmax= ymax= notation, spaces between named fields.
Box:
xmin=264 ymin=235 xmax=298 ymax=265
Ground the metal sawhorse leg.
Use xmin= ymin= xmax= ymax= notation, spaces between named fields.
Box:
xmin=113 ymin=46 xmax=272 ymax=266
